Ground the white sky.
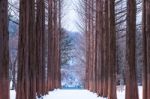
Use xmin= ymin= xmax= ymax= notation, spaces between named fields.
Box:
xmin=61 ymin=0 xmax=80 ymax=32
xmin=9 ymin=0 xmax=80 ymax=32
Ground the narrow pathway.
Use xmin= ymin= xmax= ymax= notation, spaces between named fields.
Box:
xmin=10 ymin=87 xmax=142 ymax=99
xmin=44 ymin=89 xmax=103 ymax=99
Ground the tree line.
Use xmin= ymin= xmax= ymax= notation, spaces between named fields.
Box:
xmin=77 ymin=0 xmax=149 ymax=99
xmin=0 ymin=0 xmax=62 ymax=99
xmin=0 ymin=0 xmax=150 ymax=99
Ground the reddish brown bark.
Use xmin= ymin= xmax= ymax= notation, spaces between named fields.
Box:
xmin=53 ymin=0 xmax=61 ymax=89
xmin=16 ymin=0 xmax=36 ymax=98
xmin=36 ymin=0 xmax=46 ymax=96
xmin=28 ymin=0 xmax=37 ymax=98
xmin=142 ymin=0 xmax=150 ymax=99
xmin=85 ymin=0 xmax=89 ymax=90
xmin=100 ymin=0 xmax=104 ymax=96
xmin=107 ymin=0 xmax=117 ymax=99
xmin=125 ymin=0 xmax=139 ymax=99
xmin=47 ymin=0 xmax=54 ymax=91
xmin=88 ymin=0 xmax=92 ymax=91
xmin=97 ymin=0 xmax=104 ymax=96
xmin=103 ymin=0 xmax=109 ymax=97
xmin=95 ymin=0 xmax=99 ymax=93
xmin=142 ymin=0 xmax=147 ymax=98
xmin=16 ymin=0 xmax=30 ymax=98
xmin=85 ymin=0 xmax=91 ymax=90
xmin=47 ymin=0 xmax=61 ymax=91
xmin=146 ymin=0 xmax=150 ymax=96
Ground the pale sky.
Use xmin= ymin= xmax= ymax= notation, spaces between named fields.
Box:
xmin=9 ymin=0 xmax=80 ymax=32
xmin=62 ymin=0 xmax=80 ymax=32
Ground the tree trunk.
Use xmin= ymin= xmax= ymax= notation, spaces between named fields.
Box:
xmin=108 ymin=0 xmax=117 ymax=99
xmin=103 ymin=0 xmax=109 ymax=97
xmin=16 ymin=0 xmax=36 ymax=98
xmin=47 ymin=0 xmax=61 ymax=91
xmin=36 ymin=0 xmax=46 ymax=96
xmin=125 ymin=0 xmax=139 ymax=99
xmin=16 ymin=0 xmax=29 ymax=98
xmin=142 ymin=0 xmax=147 ymax=98
xmin=85 ymin=0 xmax=90 ymax=90
xmin=47 ymin=0 xmax=54 ymax=91
xmin=142 ymin=0 xmax=150 ymax=98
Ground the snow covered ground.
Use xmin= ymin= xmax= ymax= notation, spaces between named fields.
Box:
xmin=10 ymin=86 xmax=142 ymax=99
xmin=116 ymin=86 xmax=142 ymax=99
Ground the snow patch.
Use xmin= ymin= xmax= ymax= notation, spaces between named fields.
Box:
xmin=10 ymin=90 xmax=16 ymax=99
xmin=10 ymin=86 xmax=143 ymax=99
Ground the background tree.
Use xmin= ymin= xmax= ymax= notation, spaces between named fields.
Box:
xmin=47 ymin=0 xmax=62 ymax=91
xmin=16 ymin=0 xmax=37 ymax=98
xmin=125 ymin=0 xmax=139 ymax=99
xmin=108 ymin=0 xmax=117 ymax=99
xmin=142 ymin=0 xmax=150 ymax=98
xmin=35 ymin=0 xmax=46 ymax=96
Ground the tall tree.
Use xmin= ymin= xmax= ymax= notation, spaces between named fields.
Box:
xmin=125 ymin=0 xmax=139 ymax=99
xmin=100 ymin=0 xmax=105 ymax=96
xmin=0 ymin=0 xmax=9 ymax=99
xmin=103 ymin=0 xmax=109 ymax=97
xmin=28 ymin=0 xmax=37 ymax=98
xmin=47 ymin=0 xmax=54 ymax=91
xmin=16 ymin=0 xmax=37 ymax=98
xmin=96 ymin=0 xmax=103 ymax=96
xmin=107 ymin=0 xmax=117 ymax=99
xmin=88 ymin=0 xmax=96 ymax=92
xmin=47 ymin=0 xmax=61 ymax=91
xmin=16 ymin=0 xmax=30 ymax=98
xmin=142 ymin=0 xmax=150 ymax=98
xmin=53 ymin=0 xmax=61 ymax=89
xmin=36 ymin=0 xmax=46 ymax=96
xmin=85 ymin=0 xmax=90 ymax=90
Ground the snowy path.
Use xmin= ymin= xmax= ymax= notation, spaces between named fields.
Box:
xmin=44 ymin=89 xmax=104 ymax=99
xmin=10 ymin=89 xmax=104 ymax=99
xmin=10 ymin=86 xmax=142 ymax=99
xmin=44 ymin=87 xmax=142 ymax=99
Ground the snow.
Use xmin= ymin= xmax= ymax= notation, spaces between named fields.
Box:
xmin=44 ymin=89 xmax=102 ymax=99
xmin=116 ymin=86 xmax=142 ymax=99
xmin=10 ymin=86 xmax=143 ymax=99
xmin=10 ymin=90 xmax=16 ymax=99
